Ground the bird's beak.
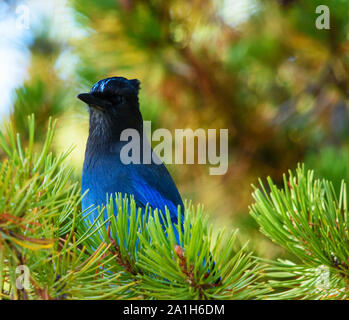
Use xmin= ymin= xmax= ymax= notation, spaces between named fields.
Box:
xmin=77 ymin=93 xmax=111 ymax=111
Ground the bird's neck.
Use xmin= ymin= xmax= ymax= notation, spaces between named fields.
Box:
xmin=85 ymin=111 xmax=144 ymax=155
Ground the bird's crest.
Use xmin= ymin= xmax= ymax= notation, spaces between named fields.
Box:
xmin=90 ymin=77 xmax=140 ymax=94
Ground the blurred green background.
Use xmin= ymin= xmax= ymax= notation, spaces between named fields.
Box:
xmin=1 ymin=0 xmax=349 ymax=260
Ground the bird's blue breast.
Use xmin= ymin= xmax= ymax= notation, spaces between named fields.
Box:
xmin=81 ymin=144 xmax=184 ymax=230
xmin=81 ymin=152 xmax=125 ymax=217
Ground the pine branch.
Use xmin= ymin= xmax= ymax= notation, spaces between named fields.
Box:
xmin=0 ymin=115 xmax=266 ymax=300
xmin=73 ymin=195 xmax=267 ymax=300
xmin=250 ymin=165 xmax=349 ymax=299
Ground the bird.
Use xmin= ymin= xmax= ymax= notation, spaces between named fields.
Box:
xmin=78 ymin=76 xmax=219 ymax=282
xmin=77 ymin=76 xmax=184 ymax=242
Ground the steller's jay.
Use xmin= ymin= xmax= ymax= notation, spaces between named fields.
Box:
xmin=77 ymin=76 xmax=184 ymax=241
xmin=78 ymin=76 xmax=219 ymax=282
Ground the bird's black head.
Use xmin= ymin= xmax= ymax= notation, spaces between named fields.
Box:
xmin=78 ymin=76 xmax=140 ymax=113
xmin=77 ymin=76 xmax=143 ymax=141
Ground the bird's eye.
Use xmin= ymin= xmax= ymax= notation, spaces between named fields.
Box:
xmin=115 ymin=95 xmax=123 ymax=104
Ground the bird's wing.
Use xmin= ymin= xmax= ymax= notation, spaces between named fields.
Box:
xmin=128 ymin=162 xmax=184 ymax=225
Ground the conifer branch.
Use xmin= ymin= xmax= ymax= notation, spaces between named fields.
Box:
xmin=250 ymin=165 xmax=349 ymax=299
xmin=0 ymin=115 xmax=264 ymax=300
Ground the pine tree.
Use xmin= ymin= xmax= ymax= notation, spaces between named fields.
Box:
xmin=0 ymin=116 xmax=348 ymax=300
